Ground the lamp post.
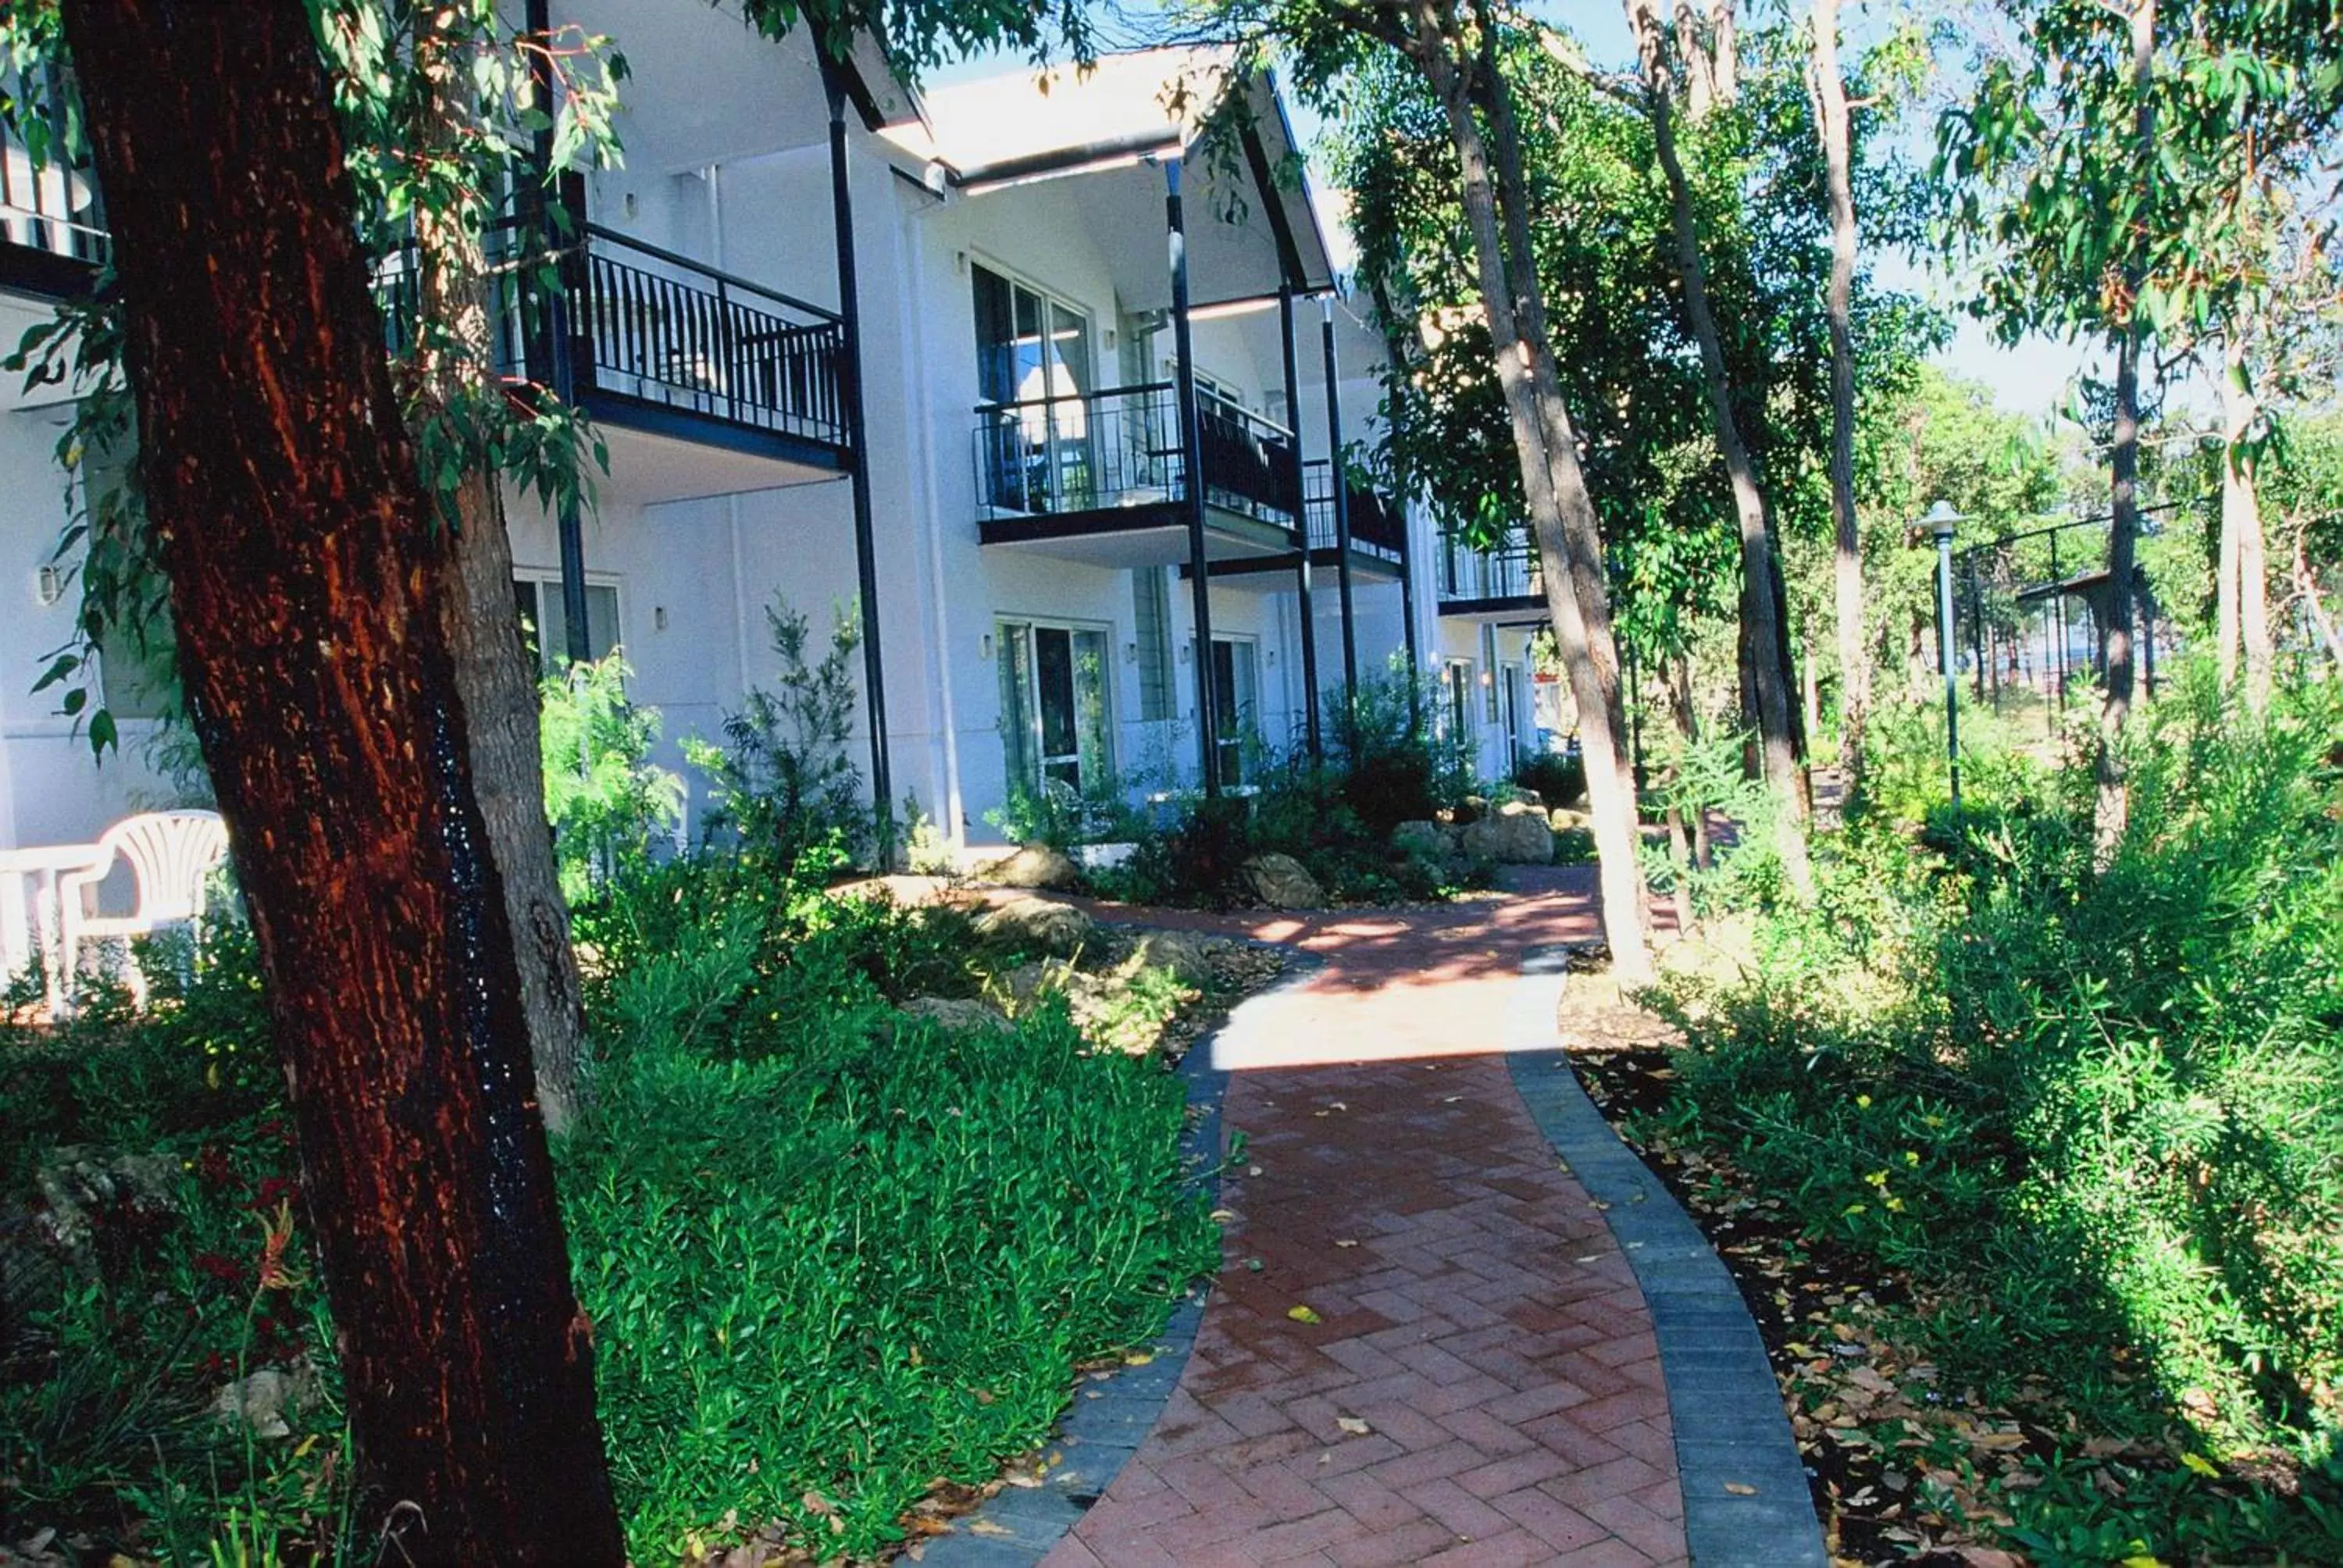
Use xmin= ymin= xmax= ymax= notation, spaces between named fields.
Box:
xmin=1924 ymin=500 xmax=1967 ymax=811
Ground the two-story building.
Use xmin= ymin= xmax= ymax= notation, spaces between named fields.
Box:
xmin=0 ymin=4 xmax=1476 ymax=863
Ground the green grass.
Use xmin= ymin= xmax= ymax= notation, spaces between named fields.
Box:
xmin=1 ymin=853 xmax=1217 ymax=1563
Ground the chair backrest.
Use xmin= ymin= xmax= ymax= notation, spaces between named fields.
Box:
xmin=96 ymin=811 xmax=229 ymax=923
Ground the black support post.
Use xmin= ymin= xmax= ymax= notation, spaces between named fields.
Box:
xmin=1279 ymin=285 xmax=1321 ymax=761
xmin=1166 ymin=157 xmax=1219 ymax=796
xmin=1321 ymin=297 xmax=1358 ymax=719
xmin=826 ymin=62 xmax=894 ymax=864
xmin=526 ymin=0 xmax=591 ymax=668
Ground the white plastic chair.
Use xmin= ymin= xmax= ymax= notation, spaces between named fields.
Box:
xmin=57 ymin=810 xmax=230 ymax=1006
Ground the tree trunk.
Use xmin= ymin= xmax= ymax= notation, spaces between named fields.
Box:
xmin=412 ymin=23 xmax=592 ymax=1132
xmin=2295 ymin=536 xmax=2343 ymax=668
xmin=2098 ymin=0 xmax=2155 ymax=850
xmin=1810 ymin=0 xmax=1867 ymax=786
xmin=1414 ymin=2 xmax=1654 ymax=982
xmin=59 ymin=3 xmax=623 ymax=1559
xmin=2216 ymin=339 xmax=2271 ymax=711
xmin=1627 ymin=0 xmax=1810 ymax=892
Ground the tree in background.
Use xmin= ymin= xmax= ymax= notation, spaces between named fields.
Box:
xmin=51 ymin=0 xmax=624 ymax=1556
xmin=1190 ymin=0 xmax=1659 ymax=980
xmin=1938 ymin=0 xmax=2343 ymax=836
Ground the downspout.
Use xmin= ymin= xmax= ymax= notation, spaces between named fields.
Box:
xmin=824 ymin=60 xmax=894 ymax=865
xmin=1165 ymin=155 xmax=1219 ymax=796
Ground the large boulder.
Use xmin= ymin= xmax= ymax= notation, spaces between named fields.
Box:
xmin=898 ymin=995 xmax=1011 ymax=1032
xmin=975 ymin=843 xmax=1080 ymax=892
xmin=1241 ymin=852 xmax=1324 ymax=910
xmin=1462 ymin=800 xmax=1555 ymax=864
xmin=1391 ymin=819 xmax=1459 ymax=861
xmin=1122 ymin=928 xmax=1219 ymax=985
xmin=35 ymin=1148 xmax=182 ymax=1257
xmin=973 ymin=895 xmax=1095 ymax=955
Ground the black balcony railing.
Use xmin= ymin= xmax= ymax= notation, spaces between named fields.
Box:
xmin=974 ymin=383 xmax=1301 ymax=533
xmin=376 ymin=219 xmax=847 ymax=451
xmin=1438 ymin=529 xmax=1542 ymax=603
xmin=1 ymin=69 xmax=109 ymax=276
xmin=1303 ymin=460 xmax=1407 ymax=559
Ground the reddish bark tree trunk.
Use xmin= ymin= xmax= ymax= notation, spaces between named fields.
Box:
xmin=57 ymin=2 xmax=623 ymax=1560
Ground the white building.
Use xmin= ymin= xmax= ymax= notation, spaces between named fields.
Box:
xmin=0 ymin=5 xmax=1564 ymax=860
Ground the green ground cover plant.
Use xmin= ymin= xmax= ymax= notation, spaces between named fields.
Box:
xmin=1641 ymin=674 xmax=2343 ymax=1561
xmin=1 ymin=853 xmax=1218 ymax=1563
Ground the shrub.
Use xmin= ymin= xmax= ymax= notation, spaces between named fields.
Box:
xmin=1513 ymin=748 xmax=1585 ymax=807
xmin=686 ymin=597 xmax=868 ymax=872
xmin=1648 ymin=672 xmax=2343 ymax=1556
xmin=540 ymin=650 xmax=686 ymax=903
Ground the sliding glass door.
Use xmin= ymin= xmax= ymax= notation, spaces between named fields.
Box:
xmin=975 ymin=265 xmax=1093 ymax=513
xmin=1210 ymin=636 xmax=1259 ymax=787
xmin=998 ymin=621 xmax=1112 ymax=798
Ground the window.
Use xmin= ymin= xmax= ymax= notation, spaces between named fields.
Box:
xmin=1481 ymin=625 xmax=1501 ymax=721
xmin=514 ymin=577 xmax=621 ymax=678
xmin=1443 ymin=661 xmax=1474 ymax=744
xmin=975 ymin=264 xmax=1094 ymax=513
xmin=1209 ymin=636 xmax=1260 ymax=787
xmin=997 ymin=618 xmax=1112 ymax=798
xmin=1133 ymin=568 xmax=1174 ymax=723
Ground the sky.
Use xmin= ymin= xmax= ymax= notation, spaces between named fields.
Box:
xmin=922 ymin=1 xmax=2099 ymax=419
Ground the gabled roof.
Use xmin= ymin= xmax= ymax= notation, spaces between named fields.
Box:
xmin=881 ymin=48 xmax=1336 ymax=299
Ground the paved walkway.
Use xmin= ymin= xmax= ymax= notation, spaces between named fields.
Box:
xmin=1045 ymin=870 xmax=1693 ymax=1568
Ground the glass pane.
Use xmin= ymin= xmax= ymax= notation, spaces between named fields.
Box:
xmin=1072 ymin=629 xmax=1111 ymax=783
xmin=585 ymin=585 xmax=621 ymax=661
xmin=997 ymin=623 xmax=1036 ymax=790
xmin=1035 ymin=627 xmax=1077 ymax=764
xmin=974 ymin=266 xmax=1018 ymax=406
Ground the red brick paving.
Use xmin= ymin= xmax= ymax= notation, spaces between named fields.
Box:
xmin=1043 ymin=870 xmax=1689 ymax=1566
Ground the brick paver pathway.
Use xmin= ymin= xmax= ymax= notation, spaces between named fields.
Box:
xmin=1044 ymin=869 xmax=1691 ymax=1568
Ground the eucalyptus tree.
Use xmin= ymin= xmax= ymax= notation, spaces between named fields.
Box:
xmin=44 ymin=0 xmax=626 ymax=1556
xmin=1186 ymin=0 xmax=1660 ymax=978
xmin=1938 ymin=0 xmax=2343 ymax=832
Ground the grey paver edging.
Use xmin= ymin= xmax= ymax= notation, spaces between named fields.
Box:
xmin=917 ymin=943 xmax=1323 ymax=1566
xmin=1505 ymin=947 xmax=1828 ymax=1568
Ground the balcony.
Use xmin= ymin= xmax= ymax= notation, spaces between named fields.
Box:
xmin=378 ymin=221 xmax=849 ymax=483
xmin=0 ymin=70 xmax=108 ymax=299
xmin=1438 ymin=531 xmax=1547 ymax=622
xmin=1302 ymin=459 xmax=1407 ymax=576
xmin=972 ymin=383 xmax=1303 ymax=569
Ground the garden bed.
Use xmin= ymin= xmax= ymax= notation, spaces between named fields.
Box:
xmin=0 ymin=861 xmax=1281 ymax=1566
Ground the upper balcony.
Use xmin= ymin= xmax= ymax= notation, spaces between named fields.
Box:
xmin=1438 ymin=530 xmax=1547 ymax=622
xmin=972 ymin=383 xmax=1303 ymax=568
xmin=0 ymin=71 xmax=108 ymax=301
xmin=1302 ymin=459 xmax=1407 ymax=579
xmin=378 ymin=218 xmax=850 ymax=497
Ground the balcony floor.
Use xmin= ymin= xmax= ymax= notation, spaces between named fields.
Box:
xmin=595 ymin=408 xmax=848 ymax=504
xmin=1436 ymin=592 xmax=1550 ymax=626
xmin=978 ymin=499 xmax=1298 ymax=571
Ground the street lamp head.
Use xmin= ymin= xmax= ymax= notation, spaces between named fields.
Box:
xmin=1920 ymin=499 xmax=1965 ymax=543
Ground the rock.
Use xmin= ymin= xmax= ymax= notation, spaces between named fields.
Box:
xmin=1447 ymin=795 xmax=1489 ymax=825
xmin=1391 ymin=819 xmax=1457 ymax=861
xmin=973 ymin=896 xmax=1095 ymax=955
xmin=1122 ymin=929 xmax=1218 ymax=985
xmin=1490 ymin=783 xmax=1545 ymax=810
xmin=1240 ymin=853 xmax=1323 ymax=910
xmin=1462 ymin=802 xmax=1555 ymax=864
xmin=34 ymin=1148 xmax=182 ymax=1257
xmin=1549 ymin=807 xmax=1592 ymax=834
xmin=898 ymin=995 xmax=1010 ymax=1032
xmin=974 ymin=843 xmax=1079 ymax=892
xmin=998 ymin=960 xmax=1074 ymax=1009
xmin=212 ymin=1362 xmax=319 ymax=1440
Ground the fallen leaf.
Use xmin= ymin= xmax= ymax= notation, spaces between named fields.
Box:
xmin=1724 ymin=1481 xmax=1759 ymax=1495
xmin=1287 ymin=1304 xmax=1323 ymax=1324
xmin=2179 ymin=1452 xmax=2220 ymax=1478
xmin=1336 ymin=1416 xmax=1372 ymax=1435
xmin=1334 ymin=1238 xmax=1359 ymax=1249
xmin=968 ymin=1520 xmax=1015 ymax=1538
